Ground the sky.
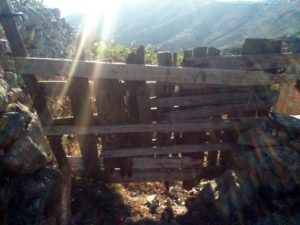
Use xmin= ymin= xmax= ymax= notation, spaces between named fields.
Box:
xmin=43 ymin=0 xmax=264 ymax=17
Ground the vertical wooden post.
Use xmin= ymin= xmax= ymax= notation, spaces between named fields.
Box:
xmin=69 ymin=78 xmax=99 ymax=177
xmin=156 ymin=52 xmax=174 ymax=146
xmin=124 ymin=46 xmax=152 ymax=177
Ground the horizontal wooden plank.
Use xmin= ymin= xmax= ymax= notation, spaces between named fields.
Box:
xmin=134 ymin=157 xmax=202 ymax=169
xmin=70 ymin=156 xmax=202 ymax=170
xmin=99 ymin=143 xmax=237 ymax=158
xmin=15 ymin=57 xmax=295 ymax=86
xmin=182 ymin=54 xmax=300 ymax=72
xmin=44 ymin=117 xmax=266 ymax=135
xmin=163 ymin=103 xmax=269 ymax=121
xmin=150 ymin=92 xmax=252 ymax=108
xmin=68 ymin=156 xmax=227 ymax=182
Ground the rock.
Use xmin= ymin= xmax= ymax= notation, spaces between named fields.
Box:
xmin=233 ymin=145 xmax=300 ymax=195
xmin=8 ymin=88 xmax=30 ymax=104
xmin=0 ymin=39 xmax=8 ymax=56
xmin=237 ymin=122 xmax=278 ymax=147
xmin=2 ymin=135 xmax=48 ymax=174
xmin=288 ymin=139 xmax=300 ymax=153
xmin=292 ymin=39 xmax=300 ymax=54
xmin=0 ymin=112 xmax=25 ymax=147
xmin=23 ymin=113 xmax=54 ymax=161
xmin=161 ymin=200 xmax=174 ymax=221
xmin=146 ymin=195 xmax=159 ymax=214
xmin=186 ymin=183 xmax=215 ymax=211
xmin=3 ymin=72 xmax=18 ymax=87
xmin=214 ymin=170 xmax=257 ymax=216
xmin=0 ymin=78 xmax=8 ymax=112
xmin=242 ymin=38 xmax=282 ymax=55
xmin=252 ymin=212 xmax=300 ymax=225
xmin=169 ymin=186 xmax=177 ymax=197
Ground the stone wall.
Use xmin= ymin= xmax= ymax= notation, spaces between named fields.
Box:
xmin=0 ymin=65 xmax=61 ymax=224
xmin=0 ymin=5 xmax=75 ymax=58
xmin=182 ymin=115 xmax=300 ymax=225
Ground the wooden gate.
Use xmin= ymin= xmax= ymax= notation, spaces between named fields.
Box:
xmin=1 ymin=0 xmax=298 ymax=185
xmin=11 ymin=49 xmax=297 ymax=184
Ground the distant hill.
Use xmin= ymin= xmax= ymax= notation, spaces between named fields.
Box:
xmin=65 ymin=0 xmax=300 ymax=50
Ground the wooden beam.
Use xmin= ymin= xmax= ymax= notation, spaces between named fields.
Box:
xmin=132 ymin=157 xmax=203 ymax=169
xmin=150 ymin=92 xmax=252 ymax=108
xmin=14 ymin=57 xmax=295 ymax=86
xmin=44 ymin=117 xmax=266 ymax=135
xmin=68 ymin=156 xmax=227 ymax=182
xmin=99 ymin=143 xmax=237 ymax=158
xmin=182 ymin=54 xmax=300 ymax=72
xmin=163 ymin=103 xmax=269 ymax=121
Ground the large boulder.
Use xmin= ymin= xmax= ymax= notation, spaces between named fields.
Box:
xmin=2 ymin=135 xmax=49 ymax=174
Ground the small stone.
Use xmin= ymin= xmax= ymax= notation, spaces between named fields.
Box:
xmin=169 ymin=186 xmax=177 ymax=196
xmin=146 ymin=195 xmax=159 ymax=214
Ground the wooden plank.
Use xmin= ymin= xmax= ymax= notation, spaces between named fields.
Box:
xmin=14 ymin=57 xmax=295 ymax=86
xmin=99 ymin=143 xmax=237 ymax=158
xmin=133 ymin=157 xmax=203 ymax=169
xmin=156 ymin=52 xmax=174 ymax=148
xmin=94 ymin=78 xmax=131 ymax=177
xmin=126 ymin=46 xmax=153 ymax=147
xmin=44 ymin=117 xmax=266 ymax=135
xmin=110 ymin=167 xmax=226 ymax=182
xmin=162 ymin=103 xmax=269 ymax=121
xmin=151 ymin=92 xmax=252 ymax=108
xmin=182 ymin=54 xmax=300 ymax=72
xmin=68 ymin=156 xmax=226 ymax=182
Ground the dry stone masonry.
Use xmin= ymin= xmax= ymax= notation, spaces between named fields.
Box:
xmin=0 ymin=64 xmax=61 ymax=224
xmin=8 ymin=5 xmax=75 ymax=58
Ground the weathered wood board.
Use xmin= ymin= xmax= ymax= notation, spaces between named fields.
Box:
xmin=14 ymin=57 xmax=295 ymax=86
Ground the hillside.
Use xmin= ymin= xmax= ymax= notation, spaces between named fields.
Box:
xmin=65 ymin=0 xmax=300 ymax=50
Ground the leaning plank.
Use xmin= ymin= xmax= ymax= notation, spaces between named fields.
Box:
xmin=163 ymin=103 xmax=269 ymax=121
xmin=99 ymin=143 xmax=237 ymax=158
xmin=44 ymin=117 xmax=266 ymax=135
xmin=150 ymin=92 xmax=252 ymax=108
xmin=14 ymin=57 xmax=295 ymax=86
xmin=182 ymin=54 xmax=300 ymax=72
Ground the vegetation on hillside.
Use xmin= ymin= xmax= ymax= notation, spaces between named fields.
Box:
xmin=89 ymin=40 xmax=161 ymax=64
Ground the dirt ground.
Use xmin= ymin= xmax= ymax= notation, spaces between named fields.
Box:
xmin=70 ymin=178 xmax=203 ymax=225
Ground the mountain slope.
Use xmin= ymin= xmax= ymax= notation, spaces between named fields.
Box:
xmin=65 ymin=0 xmax=300 ymax=50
